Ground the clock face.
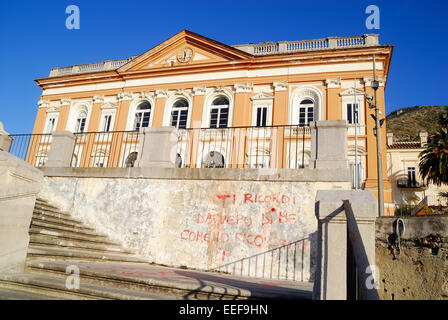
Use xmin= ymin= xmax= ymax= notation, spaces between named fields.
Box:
xmin=177 ymin=48 xmax=193 ymax=63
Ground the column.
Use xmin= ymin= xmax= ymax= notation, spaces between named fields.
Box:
xmin=136 ymin=127 xmax=178 ymax=168
xmin=313 ymin=190 xmax=378 ymax=300
xmin=45 ymin=131 xmax=76 ymax=167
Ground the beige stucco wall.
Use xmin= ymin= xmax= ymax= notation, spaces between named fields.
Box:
xmin=38 ymin=169 xmax=350 ymax=280
xmin=387 ymin=148 xmax=448 ymax=206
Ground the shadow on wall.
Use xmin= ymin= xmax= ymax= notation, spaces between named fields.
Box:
xmin=210 ymin=233 xmax=317 ymax=283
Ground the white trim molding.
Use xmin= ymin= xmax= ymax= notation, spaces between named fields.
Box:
xmin=233 ymin=83 xmax=253 ymax=94
xmin=289 ymin=86 xmax=323 ymax=125
xmin=38 ymin=100 xmax=50 ymax=108
xmin=201 ymin=87 xmax=235 ymax=128
xmin=125 ymin=95 xmax=156 ymax=131
xmin=325 ymin=78 xmax=340 ymax=89
xmin=273 ymin=81 xmax=288 ymax=92
xmin=162 ymin=90 xmax=194 ymax=128
xmin=251 ymin=92 xmax=274 ymax=126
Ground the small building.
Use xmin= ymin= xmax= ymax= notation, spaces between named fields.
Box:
xmin=387 ymin=131 xmax=448 ymax=206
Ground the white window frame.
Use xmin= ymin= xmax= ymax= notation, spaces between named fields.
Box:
xmin=66 ymin=102 xmax=91 ymax=133
xmin=201 ymin=88 xmax=234 ymax=128
xmin=44 ymin=107 xmax=60 ymax=133
xmin=163 ymin=92 xmax=193 ymax=129
xmin=340 ymin=88 xmax=365 ymax=135
xmin=99 ymin=103 xmax=117 ymax=132
xmin=289 ymin=86 xmax=322 ymax=126
xmin=126 ymin=97 xmax=155 ymax=131
xmin=251 ymin=92 xmax=273 ymax=127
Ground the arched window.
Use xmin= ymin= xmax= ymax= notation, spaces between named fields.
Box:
xmin=210 ymin=97 xmax=229 ymax=128
xmin=75 ymin=110 xmax=87 ymax=133
xmin=298 ymin=99 xmax=314 ymax=126
xmin=133 ymin=102 xmax=151 ymax=130
xmin=170 ymin=99 xmax=189 ymax=129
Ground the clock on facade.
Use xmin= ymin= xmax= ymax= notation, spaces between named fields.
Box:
xmin=177 ymin=48 xmax=193 ymax=63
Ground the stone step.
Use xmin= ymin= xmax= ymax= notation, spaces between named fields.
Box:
xmin=26 ymin=260 xmax=313 ymax=300
xmin=0 ymin=288 xmax=59 ymax=300
xmin=33 ymin=202 xmax=72 ymax=216
xmin=0 ymin=273 xmax=176 ymax=300
xmin=29 ymin=225 xmax=109 ymax=242
xmin=33 ymin=207 xmax=75 ymax=221
xmin=31 ymin=220 xmax=106 ymax=238
xmin=29 ymin=234 xmax=130 ymax=254
xmin=29 ymin=228 xmax=122 ymax=247
xmin=26 ymin=247 xmax=150 ymax=264
xmin=32 ymin=212 xmax=90 ymax=229
xmin=26 ymin=261 xmax=245 ymax=300
xmin=32 ymin=214 xmax=94 ymax=232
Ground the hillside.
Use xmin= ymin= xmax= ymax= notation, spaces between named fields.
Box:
xmin=386 ymin=105 xmax=448 ymax=141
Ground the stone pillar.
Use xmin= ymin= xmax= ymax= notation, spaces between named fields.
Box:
xmin=313 ymin=190 xmax=378 ymax=300
xmin=310 ymin=120 xmax=348 ymax=169
xmin=0 ymin=121 xmax=12 ymax=152
xmin=136 ymin=127 xmax=178 ymax=168
xmin=0 ymin=150 xmax=43 ymax=272
xmin=45 ymin=131 xmax=76 ymax=167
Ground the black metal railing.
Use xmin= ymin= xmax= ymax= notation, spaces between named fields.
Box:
xmin=176 ymin=125 xmax=311 ymax=169
xmin=8 ymin=133 xmax=53 ymax=167
xmin=211 ymin=237 xmax=311 ymax=281
xmin=71 ymin=130 xmax=141 ymax=168
xmin=396 ymin=178 xmax=426 ymax=189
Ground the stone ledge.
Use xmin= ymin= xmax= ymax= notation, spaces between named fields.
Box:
xmin=40 ymin=166 xmax=351 ymax=182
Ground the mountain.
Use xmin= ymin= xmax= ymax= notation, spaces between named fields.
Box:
xmin=386 ymin=105 xmax=448 ymax=142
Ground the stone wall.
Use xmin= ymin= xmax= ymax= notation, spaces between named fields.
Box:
xmin=38 ymin=167 xmax=350 ymax=281
xmin=375 ymin=215 xmax=448 ymax=300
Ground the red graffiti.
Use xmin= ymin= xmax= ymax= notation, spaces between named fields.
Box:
xmin=261 ymin=210 xmax=297 ymax=226
xmin=196 ymin=213 xmax=252 ymax=227
xmin=180 ymin=229 xmax=230 ymax=243
xmin=243 ymin=193 xmax=296 ymax=205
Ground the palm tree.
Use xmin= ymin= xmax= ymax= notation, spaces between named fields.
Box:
xmin=419 ymin=128 xmax=448 ymax=186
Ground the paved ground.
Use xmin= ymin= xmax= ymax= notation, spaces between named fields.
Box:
xmin=1 ymin=260 xmax=313 ymax=300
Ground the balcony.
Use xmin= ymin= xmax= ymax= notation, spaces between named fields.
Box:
xmin=396 ymin=178 xmax=428 ymax=191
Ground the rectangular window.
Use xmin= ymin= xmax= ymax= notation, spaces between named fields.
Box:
xmin=46 ymin=117 xmax=56 ymax=133
xmin=299 ymin=107 xmax=306 ymax=126
xmin=219 ymin=108 xmax=228 ymax=128
xmin=407 ymin=167 xmax=416 ymax=186
xmin=307 ymin=107 xmax=314 ymax=124
xmin=347 ymin=103 xmax=359 ymax=124
xmin=76 ymin=118 xmax=86 ymax=133
xmin=210 ymin=108 xmax=219 ymax=128
xmin=103 ymin=115 xmax=112 ymax=132
xmin=256 ymin=107 xmax=267 ymax=127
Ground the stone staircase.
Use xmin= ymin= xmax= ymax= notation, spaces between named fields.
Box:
xmin=0 ymin=198 xmax=312 ymax=300
xmin=0 ymin=198 xmax=176 ymax=300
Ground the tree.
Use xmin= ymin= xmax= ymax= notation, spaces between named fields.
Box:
xmin=419 ymin=128 xmax=448 ymax=186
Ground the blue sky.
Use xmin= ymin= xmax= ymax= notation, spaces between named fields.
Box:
xmin=0 ymin=0 xmax=447 ymax=134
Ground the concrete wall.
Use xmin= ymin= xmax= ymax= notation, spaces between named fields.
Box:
xmin=375 ymin=215 xmax=448 ymax=300
xmin=38 ymin=167 xmax=350 ymax=281
xmin=0 ymin=150 xmax=43 ymax=273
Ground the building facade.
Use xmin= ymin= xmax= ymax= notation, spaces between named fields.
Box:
xmin=31 ymin=30 xmax=394 ymax=209
xmin=387 ymin=132 xmax=448 ymax=207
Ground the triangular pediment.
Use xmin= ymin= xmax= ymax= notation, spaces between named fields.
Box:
xmin=251 ymin=92 xmax=274 ymax=100
xmin=118 ymin=30 xmax=253 ymax=72
xmin=339 ymin=88 xmax=366 ymax=96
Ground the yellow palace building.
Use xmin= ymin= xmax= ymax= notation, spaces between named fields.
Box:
xmin=29 ymin=30 xmax=393 ymax=211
